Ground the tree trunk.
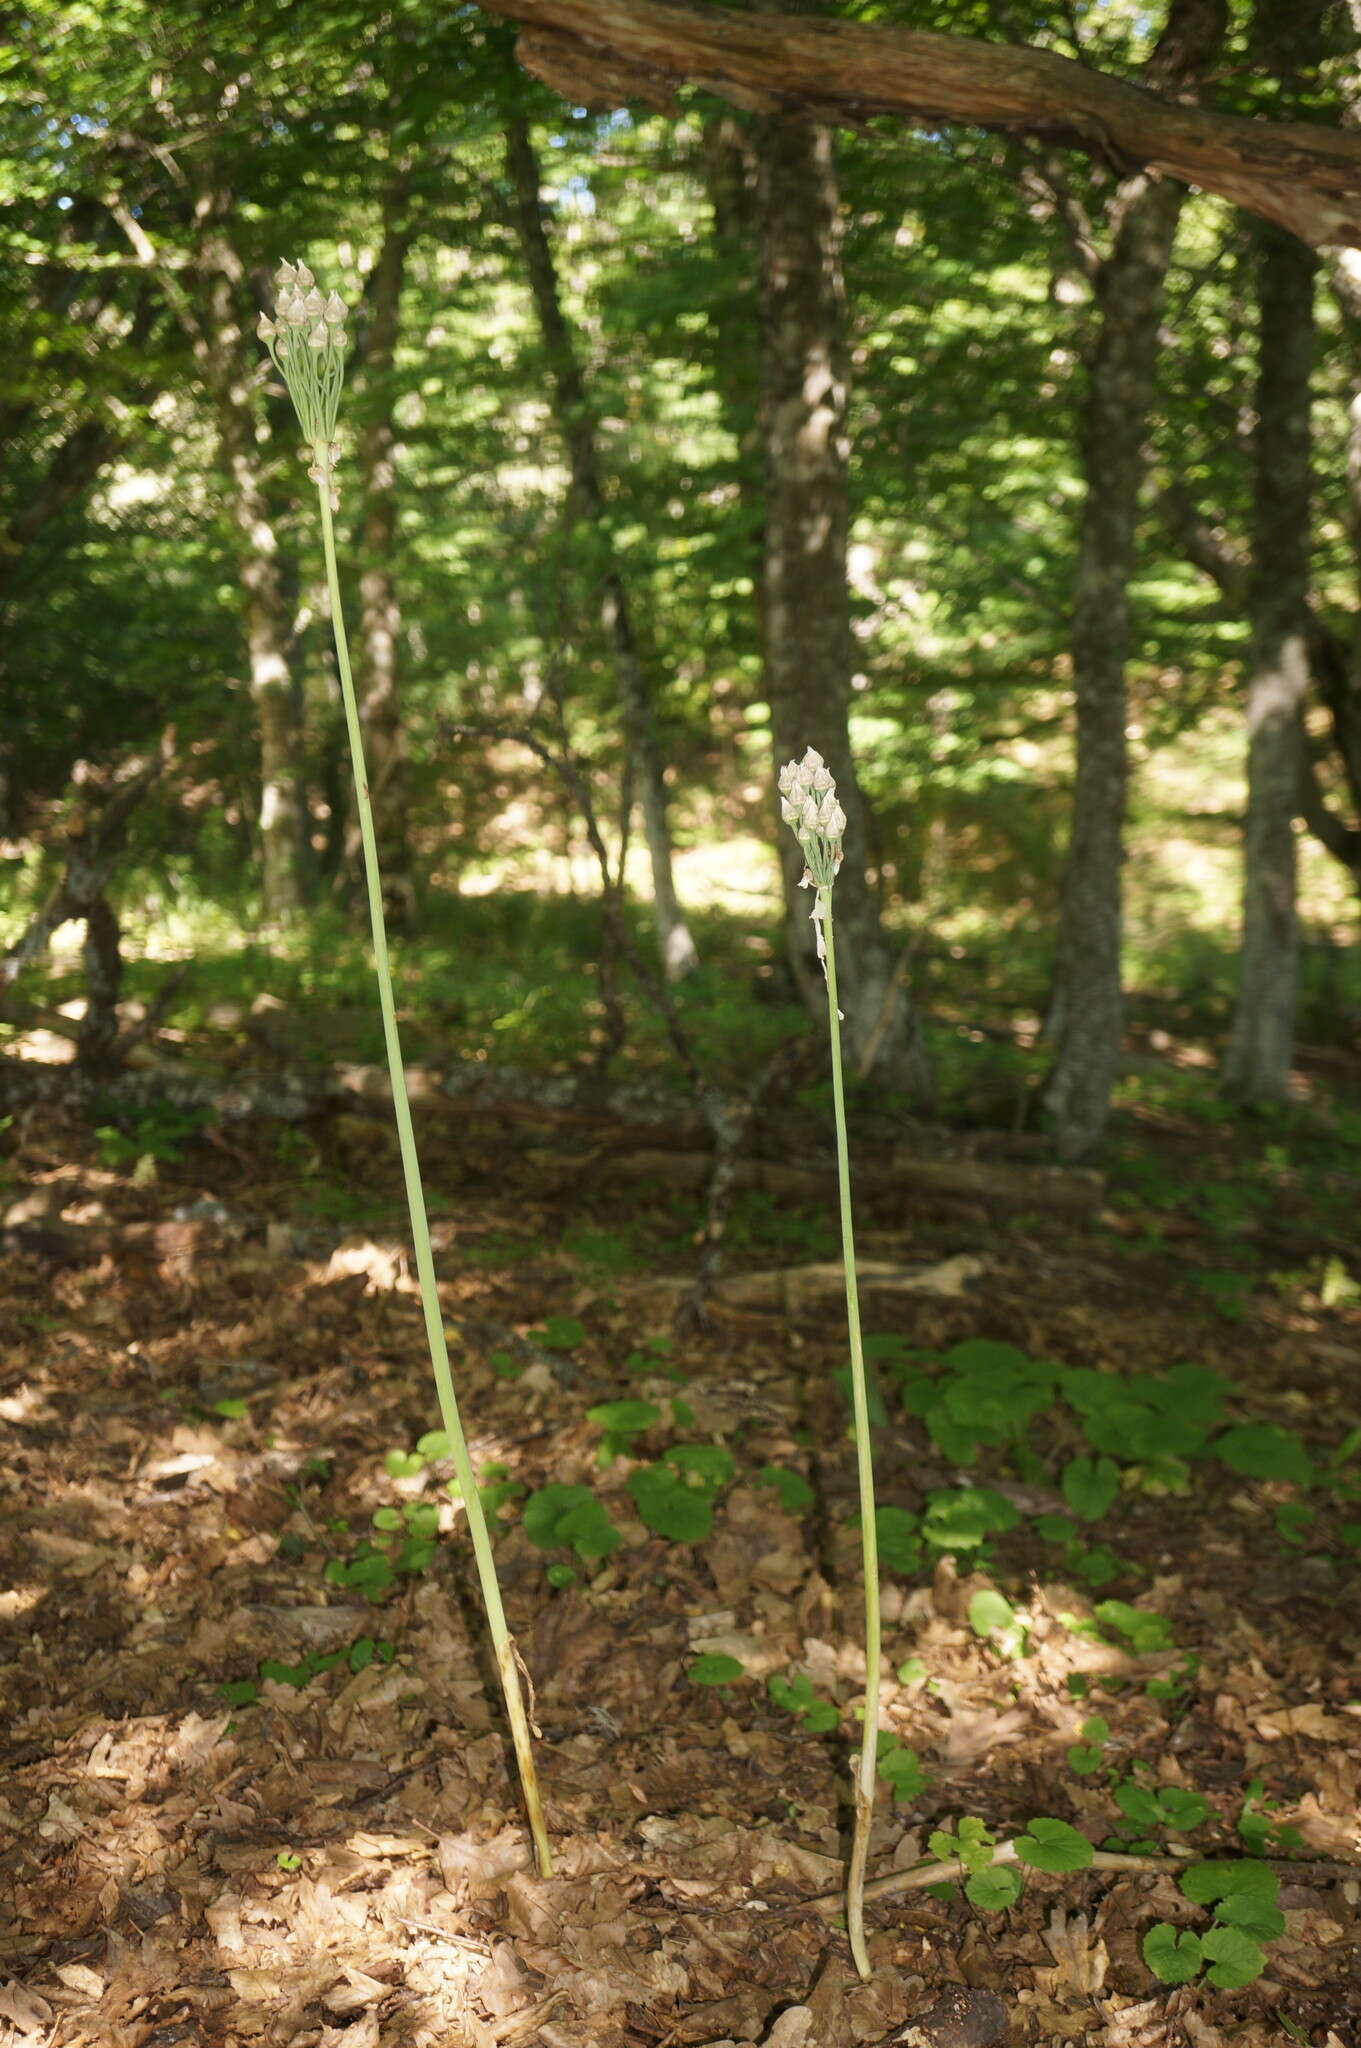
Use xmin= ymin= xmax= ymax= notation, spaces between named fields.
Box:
xmin=755 ymin=97 xmax=930 ymax=1100
xmin=1044 ymin=0 xmax=1226 ymax=1161
xmin=476 ymin=0 xmax=1361 ymax=251
xmin=1044 ymin=174 xmax=1185 ymax=1162
xmin=700 ymin=111 xmax=764 ymax=603
xmin=198 ymin=231 xmax=306 ymax=924
xmin=1223 ymin=0 xmax=1321 ymax=1100
xmin=503 ymin=110 xmax=699 ymax=981
xmin=351 ymin=188 xmax=414 ymax=920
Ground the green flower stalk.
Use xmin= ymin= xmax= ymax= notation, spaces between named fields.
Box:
xmin=778 ymin=746 xmax=879 ymax=1980
xmin=260 ymin=261 xmax=552 ymax=1877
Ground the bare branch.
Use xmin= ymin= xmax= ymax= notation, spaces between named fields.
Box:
xmin=474 ymin=0 xmax=1361 ymax=248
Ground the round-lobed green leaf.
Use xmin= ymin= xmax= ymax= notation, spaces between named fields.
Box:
xmin=1212 ymin=1424 xmax=1312 ymax=1487
xmin=753 ymin=1465 xmax=815 ymax=1514
xmin=1014 ymin=1818 xmax=1094 ymax=1873
xmin=968 ymin=1589 xmax=1015 ymax=1638
xmin=965 ymin=1864 xmax=1024 ymax=1911
xmin=689 ymin=1652 xmax=746 ymax=1686
xmin=628 ymin=1465 xmax=714 ymax=1542
xmin=1142 ymin=1923 xmax=1203 ymax=1985
xmin=1062 ymin=1454 xmax=1121 ymax=1523
xmin=586 ymin=1400 xmax=662 ymax=1434
xmin=1200 ymin=1924 xmax=1267 ymax=1989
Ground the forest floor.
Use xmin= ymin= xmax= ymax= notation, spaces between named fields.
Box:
xmin=1 ymin=1051 xmax=1359 ymax=2048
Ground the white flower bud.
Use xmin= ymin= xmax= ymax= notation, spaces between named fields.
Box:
xmin=799 ymin=795 xmax=820 ymax=835
xmin=823 ymin=798 xmax=846 ymax=838
xmin=780 ymin=798 xmax=801 ymax=826
xmin=307 ymin=322 xmax=327 ymax=349
xmin=302 ymin=288 xmax=325 ymax=319
xmin=801 ymin=747 xmax=825 ymax=773
xmin=777 ymin=760 xmax=800 ymax=796
xmin=274 ymin=259 xmax=297 ymax=288
xmin=810 ymin=764 xmax=833 ymax=794
xmin=257 ymin=314 xmax=275 ymax=341
xmin=330 ymin=324 xmax=347 ymax=351
xmin=323 ymin=291 xmax=346 ymax=325
xmin=295 ymin=261 xmax=315 ymax=288
xmin=283 ymin=292 xmax=308 ymax=326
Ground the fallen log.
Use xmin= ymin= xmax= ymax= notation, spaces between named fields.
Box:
xmin=586 ymin=1145 xmax=1103 ymax=1212
xmin=646 ymin=1252 xmax=985 ymax=1314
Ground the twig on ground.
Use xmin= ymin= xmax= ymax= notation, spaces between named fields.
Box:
xmin=798 ymin=1840 xmax=1361 ymax=1919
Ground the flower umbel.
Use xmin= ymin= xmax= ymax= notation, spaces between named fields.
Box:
xmin=778 ymin=746 xmax=846 ymax=889
xmin=258 ymin=259 xmax=348 ymax=504
xmin=778 ymin=747 xmax=847 ymax=992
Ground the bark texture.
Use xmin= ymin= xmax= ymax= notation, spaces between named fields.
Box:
xmin=1044 ymin=176 xmax=1185 ymax=1162
xmin=1223 ymin=0 xmax=1322 ymax=1100
xmin=353 ymin=190 xmax=414 ymax=919
xmin=197 ymin=221 xmax=306 ymax=923
xmin=756 ymin=95 xmax=930 ymax=1099
xmin=473 ymin=0 xmax=1361 ymax=250
xmin=504 ymin=111 xmax=699 ymax=981
xmin=1044 ymin=0 xmax=1226 ymax=1163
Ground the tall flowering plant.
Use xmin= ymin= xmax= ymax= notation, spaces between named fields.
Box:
xmin=260 ymin=262 xmax=552 ymax=1876
xmin=779 ymin=747 xmax=881 ymax=1979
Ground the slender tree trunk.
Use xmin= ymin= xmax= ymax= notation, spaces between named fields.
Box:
xmin=1224 ymin=0 xmax=1321 ymax=1099
xmin=351 ymin=188 xmax=413 ymax=919
xmin=198 ymin=227 xmax=306 ymax=923
xmin=700 ymin=112 xmax=764 ymax=605
xmin=1044 ymin=174 xmax=1184 ymax=1161
xmin=755 ymin=98 xmax=930 ymax=1099
xmin=1044 ymin=0 xmax=1226 ymax=1160
xmin=504 ymin=112 xmax=699 ymax=981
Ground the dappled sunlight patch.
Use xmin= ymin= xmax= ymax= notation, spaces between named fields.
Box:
xmin=0 ymin=1079 xmax=1358 ymax=2042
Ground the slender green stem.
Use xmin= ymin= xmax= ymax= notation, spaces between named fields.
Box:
xmin=821 ymin=888 xmax=879 ymax=1981
xmin=317 ymin=481 xmax=552 ymax=1878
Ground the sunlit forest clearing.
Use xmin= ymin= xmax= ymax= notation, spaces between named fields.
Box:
xmin=3 ymin=0 xmax=1361 ymax=2044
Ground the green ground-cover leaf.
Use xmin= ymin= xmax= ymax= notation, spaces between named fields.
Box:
xmin=627 ymin=1465 xmax=713 ymax=1541
xmin=753 ymin=1465 xmax=814 ymax=1513
xmin=923 ymin=1486 xmax=1020 ymax=1550
xmin=522 ymin=1482 xmax=622 ymax=1561
xmin=965 ymin=1864 xmax=1024 ymax=1909
xmin=1142 ymin=1923 xmax=1203 ymax=1984
xmin=1014 ymin=1818 xmax=1094 ymax=1872
xmin=1213 ymin=1424 xmax=1313 ymax=1486
xmin=1062 ymin=1454 xmax=1120 ymax=1521
xmin=689 ymin=1653 xmax=745 ymax=1686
